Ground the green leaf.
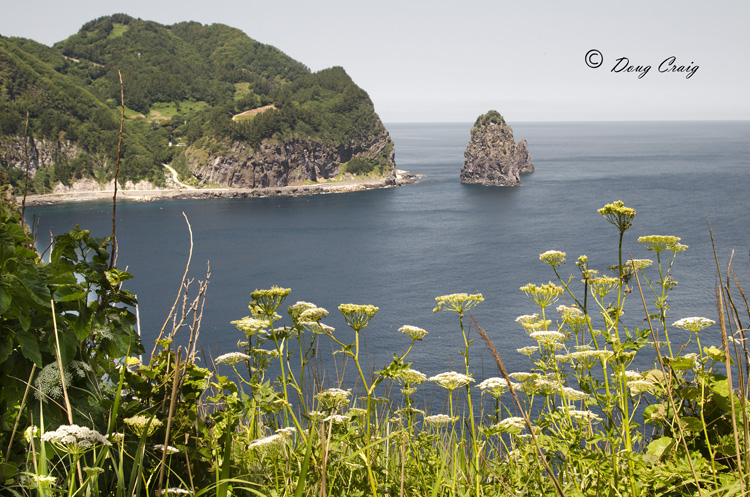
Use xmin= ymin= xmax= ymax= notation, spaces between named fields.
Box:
xmin=0 ymin=283 xmax=10 ymax=315
xmin=647 ymin=437 xmax=675 ymax=459
xmin=705 ymin=345 xmax=733 ymax=365
xmin=105 ymin=268 xmax=133 ymax=286
xmin=53 ymin=285 xmax=88 ymax=303
xmin=676 ymin=386 xmax=701 ymax=401
xmin=664 ymin=356 xmax=695 ymax=371
xmin=15 ymin=330 xmax=42 ymax=366
xmin=680 ymin=416 xmax=703 ymax=432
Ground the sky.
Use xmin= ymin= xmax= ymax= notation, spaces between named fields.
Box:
xmin=1 ymin=0 xmax=748 ymax=122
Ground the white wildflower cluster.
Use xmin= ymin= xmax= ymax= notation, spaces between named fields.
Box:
xmin=395 ymin=368 xmax=427 ymax=385
xmin=35 ymin=360 xmax=92 ymax=401
xmin=395 ymin=407 xmax=425 ymax=417
xmin=275 ymin=427 xmax=297 ymax=437
xmin=494 ymin=417 xmax=527 ymax=434
xmin=339 ymin=304 xmax=379 ymax=331
xmin=323 ymin=414 xmax=350 ymax=424
xmin=429 ymin=371 xmax=474 ymax=390
xmin=529 ymin=330 xmax=567 ymax=346
xmin=83 ymin=466 xmax=105 ymax=476
xmin=520 ymin=282 xmax=564 ymax=308
xmin=316 ymin=388 xmax=351 ymax=408
xmin=589 ymin=276 xmax=620 ymax=297
xmin=347 ymin=408 xmax=367 ymax=417
xmin=672 ymin=317 xmax=716 ymax=333
xmin=626 ymin=379 xmax=656 ymax=396
xmin=158 ymin=489 xmax=193 ymax=496
xmin=566 ymin=349 xmax=614 ymax=368
xmin=215 ymin=352 xmax=251 ymax=365
xmin=517 ymin=346 xmax=538 ymax=357
xmin=154 ymin=444 xmax=180 ymax=454
xmin=299 ymin=307 xmax=329 ymax=322
xmin=123 ymin=415 xmax=163 ymax=438
xmin=539 ymin=250 xmax=566 ymax=266
xmin=626 ymin=259 xmax=653 ymax=271
xmin=248 ymin=434 xmax=284 ymax=450
xmin=306 ymin=411 xmax=325 ymax=420
xmin=515 ymin=314 xmax=541 ymax=329
xmin=477 ymin=377 xmax=517 ymax=397
xmin=303 ymin=322 xmax=335 ymax=335
xmin=254 ymin=349 xmax=281 ymax=358
xmin=423 ymin=414 xmax=454 ymax=426
xmin=399 ymin=325 xmax=428 ymax=341
xmin=40 ymin=425 xmax=111 ymax=454
xmin=509 ymin=373 xmax=561 ymax=396
xmin=231 ymin=316 xmax=270 ymax=336
xmin=29 ymin=474 xmax=57 ymax=486
xmin=563 ymin=407 xmax=602 ymax=423
xmin=288 ymin=301 xmax=317 ymax=320
xmin=557 ymin=305 xmax=588 ymax=332
xmin=559 ymin=386 xmax=588 ymax=401
xmin=637 ymin=235 xmax=686 ymax=253
xmin=433 ymin=293 xmax=484 ymax=313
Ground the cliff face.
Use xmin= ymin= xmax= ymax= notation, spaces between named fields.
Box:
xmin=0 ymin=136 xmax=81 ymax=178
xmin=460 ymin=111 xmax=534 ymax=186
xmin=185 ymin=128 xmax=396 ymax=188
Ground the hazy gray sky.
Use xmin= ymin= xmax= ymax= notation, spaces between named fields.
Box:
xmin=2 ymin=0 xmax=748 ymax=122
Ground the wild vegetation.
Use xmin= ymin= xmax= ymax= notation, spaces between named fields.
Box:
xmin=2 ymin=200 xmax=749 ymax=496
xmin=0 ymin=14 xmax=390 ymax=193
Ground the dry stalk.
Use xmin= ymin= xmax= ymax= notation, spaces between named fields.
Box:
xmin=21 ymin=110 xmax=30 ymax=224
xmin=632 ymin=260 xmax=702 ymax=491
xmin=470 ymin=315 xmax=566 ymax=497
xmin=708 ymin=222 xmax=745 ymax=492
xmin=110 ymin=70 xmax=124 ymax=270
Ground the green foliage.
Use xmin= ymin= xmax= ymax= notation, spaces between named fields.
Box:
xmin=0 ymin=15 xmax=391 ymax=191
xmin=0 ymin=214 xmax=143 ymax=466
xmin=474 ymin=109 xmax=506 ymax=127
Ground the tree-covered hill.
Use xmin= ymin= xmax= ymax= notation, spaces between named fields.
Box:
xmin=0 ymin=14 xmax=394 ymax=194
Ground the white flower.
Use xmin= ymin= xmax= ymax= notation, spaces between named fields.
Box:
xmin=564 ymin=407 xmax=602 ymax=423
xmin=158 ymin=488 xmax=193 ymax=495
xmin=539 ymin=250 xmax=566 ymax=266
xmin=124 ymin=415 xmax=163 ymax=438
xmin=154 ymin=444 xmax=180 ymax=454
xmin=495 ymin=417 xmax=527 ymax=434
xmin=423 ymin=414 xmax=454 ymax=426
xmin=399 ymin=325 xmax=428 ymax=341
xmin=215 ymin=352 xmax=251 ymax=365
xmin=249 ymin=434 xmax=284 ymax=450
xmin=396 ymin=368 xmax=427 ymax=385
xmin=529 ymin=330 xmax=567 ymax=344
xmin=299 ymin=307 xmax=329 ymax=322
xmin=672 ymin=317 xmax=716 ymax=333
xmin=559 ymin=386 xmax=588 ymax=401
xmin=275 ymin=427 xmax=297 ymax=437
xmin=477 ymin=377 xmax=516 ymax=396
xmin=517 ymin=346 xmax=537 ymax=357
xmin=322 ymin=414 xmax=350 ymax=424
xmin=429 ymin=371 xmax=474 ymax=390
xmin=316 ymin=388 xmax=351 ymax=407
xmin=41 ymin=425 xmax=111 ymax=454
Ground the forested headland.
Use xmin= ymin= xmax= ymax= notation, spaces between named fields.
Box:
xmin=0 ymin=14 xmax=394 ymax=195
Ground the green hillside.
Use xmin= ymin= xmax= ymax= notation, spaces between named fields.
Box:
xmin=0 ymin=14 xmax=392 ymax=194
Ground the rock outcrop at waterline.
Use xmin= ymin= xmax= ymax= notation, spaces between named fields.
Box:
xmin=460 ymin=110 xmax=534 ymax=186
xmin=185 ymin=126 xmax=396 ymax=189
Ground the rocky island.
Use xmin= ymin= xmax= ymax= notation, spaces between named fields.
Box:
xmin=460 ymin=110 xmax=534 ymax=186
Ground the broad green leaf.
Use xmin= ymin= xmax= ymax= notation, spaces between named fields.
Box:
xmin=15 ymin=330 xmax=42 ymax=366
xmin=705 ymin=345 xmax=733 ymax=365
xmin=0 ymin=283 xmax=10 ymax=314
xmin=664 ymin=356 xmax=695 ymax=370
xmin=53 ymin=285 xmax=87 ymax=303
xmin=105 ymin=268 xmax=133 ymax=286
xmin=647 ymin=436 xmax=675 ymax=459
xmin=679 ymin=416 xmax=703 ymax=432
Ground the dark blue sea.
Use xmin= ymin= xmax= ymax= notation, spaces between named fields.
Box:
xmin=24 ymin=121 xmax=750 ymax=383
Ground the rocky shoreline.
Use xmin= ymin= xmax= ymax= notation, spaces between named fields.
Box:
xmin=19 ymin=170 xmax=419 ymax=206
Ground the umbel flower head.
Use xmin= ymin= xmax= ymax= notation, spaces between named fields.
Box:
xmin=396 ymin=368 xmax=427 ymax=385
xmin=250 ymin=286 xmax=291 ymax=316
xmin=434 ymin=293 xmax=484 ymax=313
xmin=429 ymin=371 xmax=474 ymax=390
xmin=316 ymin=388 xmax=351 ymax=408
xmin=231 ymin=316 xmax=270 ymax=336
xmin=288 ymin=301 xmax=317 ymax=322
xmin=40 ymin=425 xmax=111 ymax=455
xmin=672 ymin=317 xmax=716 ymax=333
xmin=399 ymin=325 xmax=428 ymax=341
xmin=520 ymin=282 xmax=563 ymax=308
xmin=215 ymin=352 xmax=251 ymax=365
xmin=339 ymin=304 xmax=379 ymax=331
xmin=638 ymin=235 xmax=687 ymax=253
xmin=598 ymin=200 xmax=636 ymax=233
xmin=589 ymin=275 xmax=620 ymax=297
xmin=124 ymin=415 xmax=163 ymax=438
xmin=539 ymin=250 xmax=566 ymax=266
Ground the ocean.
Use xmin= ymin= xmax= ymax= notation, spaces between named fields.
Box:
xmin=24 ymin=121 xmax=750 ymax=384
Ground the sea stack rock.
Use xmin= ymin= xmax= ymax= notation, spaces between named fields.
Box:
xmin=460 ymin=110 xmax=534 ymax=186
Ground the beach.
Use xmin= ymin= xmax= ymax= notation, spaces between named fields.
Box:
xmin=19 ymin=170 xmax=418 ymax=206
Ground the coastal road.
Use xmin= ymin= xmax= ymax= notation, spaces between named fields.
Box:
xmin=162 ymin=163 xmax=195 ymax=189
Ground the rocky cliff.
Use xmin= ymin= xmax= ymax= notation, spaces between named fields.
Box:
xmin=185 ymin=127 xmax=396 ymax=188
xmin=460 ymin=111 xmax=534 ymax=186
